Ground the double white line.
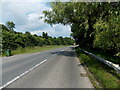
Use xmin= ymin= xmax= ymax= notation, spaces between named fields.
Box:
xmin=0 ymin=59 xmax=47 ymax=89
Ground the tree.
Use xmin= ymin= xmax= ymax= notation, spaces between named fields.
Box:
xmin=42 ymin=32 xmax=49 ymax=39
xmin=2 ymin=21 xmax=74 ymax=53
xmin=6 ymin=21 xmax=15 ymax=30
xmin=42 ymin=2 xmax=120 ymax=56
xmin=42 ymin=2 xmax=99 ymax=46
xmin=93 ymin=3 xmax=120 ymax=54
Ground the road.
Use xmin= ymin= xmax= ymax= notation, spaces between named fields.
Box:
xmin=1 ymin=46 xmax=93 ymax=88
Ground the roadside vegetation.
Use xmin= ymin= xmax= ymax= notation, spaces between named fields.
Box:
xmin=76 ymin=47 xmax=120 ymax=88
xmin=0 ymin=2 xmax=119 ymax=87
xmin=42 ymin=2 xmax=120 ymax=88
xmin=0 ymin=22 xmax=74 ymax=56
xmin=81 ymin=47 xmax=119 ymax=64
xmin=42 ymin=2 xmax=120 ymax=61
xmin=1 ymin=45 xmax=68 ymax=57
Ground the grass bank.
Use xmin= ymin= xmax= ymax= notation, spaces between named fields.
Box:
xmin=76 ymin=47 xmax=120 ymax=88
xmin=1 ymin=45 xmax=68 ymax=57
xmin=82 ymin=48 xmax=119 ymax=64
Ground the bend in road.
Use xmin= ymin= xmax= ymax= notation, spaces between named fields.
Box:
xmin=1 ymin=46 xmax=93 ymax=88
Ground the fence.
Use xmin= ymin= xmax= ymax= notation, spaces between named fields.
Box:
xmin=79 ymin=48 xmax=120 ymax=74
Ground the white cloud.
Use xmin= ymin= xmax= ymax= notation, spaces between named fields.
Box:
xmin=2 ymin=2 xmax=50 ymax=25
xmin=0 ymin=2 xmax=2 ymax=23
xmin=31 ymin=25 xmax=71 ymax=37
xmin=1 ymin=0 xmax=52 ymax=2
xmin=28 ymin=13 xmax=40 ymax=21
xmin=1 ymin=1 xmax=71 ymax=37
xmin=1 ymin=0 xmax=71 ymax=2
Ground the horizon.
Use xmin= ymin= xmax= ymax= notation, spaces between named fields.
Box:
xmin=0 ymin=1 xmax=71 ymax=37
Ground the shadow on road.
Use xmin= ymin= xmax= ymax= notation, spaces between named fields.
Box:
xmin=50 ymin=47 xmax=76 ymax=57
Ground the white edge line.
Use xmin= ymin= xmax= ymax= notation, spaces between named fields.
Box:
xmin=61 ymin=49 xmax=67 ymax=51
xmin=0 ymin=59 xmax=47 ymax=89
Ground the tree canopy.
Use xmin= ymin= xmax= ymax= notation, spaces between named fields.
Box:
xmin=42 ymin=2 xmax=120 ymax=56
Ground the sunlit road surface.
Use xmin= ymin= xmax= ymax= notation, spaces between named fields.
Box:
xmin=1 ymin=46 xmax=93 ymax=88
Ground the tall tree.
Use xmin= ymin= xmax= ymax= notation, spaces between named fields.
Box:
xmin=42 ymin=2 xmax=120 ymax=56
xmin=42 ymin=32 xmax=49 ymax=39
xmin=6 ymin=21 xmax=15 ymax=30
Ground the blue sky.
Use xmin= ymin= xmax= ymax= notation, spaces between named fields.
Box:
xmin=0 ymin=0 xmax=71 ymax=37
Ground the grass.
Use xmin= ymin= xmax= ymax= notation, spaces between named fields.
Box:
xmin=83 ymin=48 xmax=119 ymax=64
xmin=76 ymin=47 xmax=120 ymax=88
xmin=1 ymin=45 xmax=68 ymax=57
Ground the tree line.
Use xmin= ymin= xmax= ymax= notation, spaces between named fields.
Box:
xmin=0 ymin=21 xmax=74 ymax=53
xmin=42 ymin=2 xmax=120 ymax=57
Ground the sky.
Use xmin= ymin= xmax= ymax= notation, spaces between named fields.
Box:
xmin=0 ymin=0 xmax=71 ymax=37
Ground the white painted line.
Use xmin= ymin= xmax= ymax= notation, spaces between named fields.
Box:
xmin=52 ymin=54 xmax=56 ymax=56
xmin=0 ymin=59 xmax=47 ymax=89
xmin=61 ymin=49 xmax=67 ymax=51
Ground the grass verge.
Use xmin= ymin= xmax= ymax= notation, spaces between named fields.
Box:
xmin=1 ymin=45 xmax=68 ymax=57
xmin=76 ymin=47 xmax=120 ymax=88
xmin=83 ymin=48 xmax=119 ymax=64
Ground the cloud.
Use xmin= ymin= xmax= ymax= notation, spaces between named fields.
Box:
xmin=1 ymin=0 xmax=53 ymax=2
xmin=0 ymin=3 xmax=2 ymax=23
xmin=1 ymin=1 xmax=71 ymax=37
xmin=31 ymin=25 xmax=71 ymax=37
xmin=1 ymin=0 xmax=71 ymax=2
xmin=2 ymin=2 xmax=50 ymax=25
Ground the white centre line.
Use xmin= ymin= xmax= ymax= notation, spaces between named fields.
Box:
xmin=0 ymin=59 xmax=48 ymax=89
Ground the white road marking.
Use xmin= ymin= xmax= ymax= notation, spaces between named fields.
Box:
xmin=0 ymin=59 xmax=47 ymax=89
xmin=61 ymin=49 xmax=67 ymax=51
xmin=52 ymin=54 xmax=56 ymax=56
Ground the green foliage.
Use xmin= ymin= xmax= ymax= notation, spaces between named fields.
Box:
xmin=6 ymin=21 xmax=15 ymax=31
xmin=0 ymin=25 xmax=2 ymax=55
xmin=93 ymin=12 xmax=120 ymax=54
xmin=42 ymin=32 xmax=49 ymax=39
xmin=76 ymin=47 xmax=120 ymax=88
xmin=1 ymin=22 xmax=74 ymax=54
xmin=42 ymin=2 xmax=120 ymax=57
xmin=11 ymin=45 xmax=67 ymax=55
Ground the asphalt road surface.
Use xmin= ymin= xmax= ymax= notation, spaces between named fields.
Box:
xmin=1 ymin=46 xmax=93 ymax=88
